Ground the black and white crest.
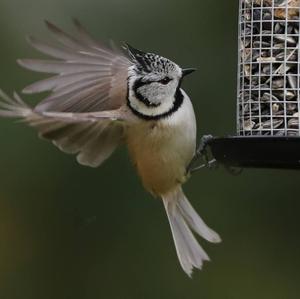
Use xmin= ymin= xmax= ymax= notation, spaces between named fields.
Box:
xmin=124 ymin=43 xmax=177 ymax=75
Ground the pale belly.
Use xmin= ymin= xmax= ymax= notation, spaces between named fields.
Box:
xmin=126 ymin=113 xmax=196 ymax=196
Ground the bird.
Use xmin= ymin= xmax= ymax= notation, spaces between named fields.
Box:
xmin=0 ymin=20 xmax=221 ymax=277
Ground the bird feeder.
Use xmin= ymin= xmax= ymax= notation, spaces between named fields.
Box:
xmin=205 ymin=0 xmax=300 ymax=170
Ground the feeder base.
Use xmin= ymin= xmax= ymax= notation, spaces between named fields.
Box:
xmin=206 ymin=136 xmax=300 ymax=170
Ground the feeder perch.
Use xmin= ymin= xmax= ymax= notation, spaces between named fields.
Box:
xmin=205 ymin=0 xmax=300 ymax=170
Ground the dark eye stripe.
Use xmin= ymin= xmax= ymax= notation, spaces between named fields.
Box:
xmin=133 ymin=79 xmax=151 ymax=90
xmin=134 ymin=77 xmax=172 ymax=90
xmin=131 ymin=76 xmax=173 ymax=109
xmin=133 ymin=78 xmax=160 ymax=108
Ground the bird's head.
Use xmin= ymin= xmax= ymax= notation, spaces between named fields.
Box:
xmin=125 ymin=44 xmax=196 ymax=120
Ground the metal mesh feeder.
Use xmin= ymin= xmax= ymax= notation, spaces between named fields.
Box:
xmin=203 ymin=0 xmax=300 ymax=170
xmin=239 ymin=0 xmax=300 ymax=136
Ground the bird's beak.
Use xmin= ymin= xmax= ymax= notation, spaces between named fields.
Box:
xmin=182 ymin=68 xmax=197 ymax=77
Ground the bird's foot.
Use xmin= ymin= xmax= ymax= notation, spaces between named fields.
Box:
xmin=187 ymin=135 xmax=217 ymax=174
xmin=196 ymin=135 xmax=214 ymax=167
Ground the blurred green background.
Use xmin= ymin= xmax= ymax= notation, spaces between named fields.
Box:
xmin=0 ymin=0 xmax=299 ymax=298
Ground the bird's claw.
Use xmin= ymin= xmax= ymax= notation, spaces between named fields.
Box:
xmin=195 ymin=134 xmax=214 ymax=167
xmin=187 ymin=135 xmax=216 ymax=173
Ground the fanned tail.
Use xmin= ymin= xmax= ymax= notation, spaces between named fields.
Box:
xmin=162 ymin=187 xmax=221 ymax=277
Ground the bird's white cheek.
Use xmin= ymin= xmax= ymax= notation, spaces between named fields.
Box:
xmin=128 ymin=92 xmax=175 ymax=117
xmin=138 ymin=84 xmax=163 ymax=103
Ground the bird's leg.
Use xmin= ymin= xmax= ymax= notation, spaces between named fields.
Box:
xmin=187 ymin=135 xmax=216 ymax=174
xmin=196 ymin=135 xmax=214 ymax=166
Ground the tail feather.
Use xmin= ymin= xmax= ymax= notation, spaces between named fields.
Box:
xmin=163 ymin=198 xmax=209 ymax=276
xmin=177 ymin=193 xmax=221 ymax=244
xmin=162 ymin=188 xmax=221 ymax=277
xmin=0 ymin=90 xmax=32 ymax=118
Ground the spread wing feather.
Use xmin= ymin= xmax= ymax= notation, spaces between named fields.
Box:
xmin=0 ymin=20 xmax=133 ymax=167
xmin=19 ymin=20 xmax=131 ymax=113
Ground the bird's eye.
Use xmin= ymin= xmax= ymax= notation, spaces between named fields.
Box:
xmin=159 ymin=77 xmax=172 ymax=85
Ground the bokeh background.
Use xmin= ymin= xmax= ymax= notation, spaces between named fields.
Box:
xmin=0 ymin=0 xmax=299 ymax=298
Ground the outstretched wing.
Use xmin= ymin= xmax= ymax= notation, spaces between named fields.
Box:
xmin=0 ymin=21 xmax=133 ymax=167
xmin=19 ymin=20 xmax=132 ymax=113
xmin=29 ymin=113 xmax=125 ymax=167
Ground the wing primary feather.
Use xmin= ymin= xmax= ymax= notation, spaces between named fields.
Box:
xmin=35 ymin=82 xmax=111 ymax=112
xmin=72 ymin=18 xmax=109 ymax=50
xmin=44 ymin=20 xmax=115 ymax=58
xmin=43 ymin=78 xmax=105 ymax=100
xmin=22 ymin=71 xmax=104 ymax=94
xmin=17 ymin=59 xmax=111 ymax=74
xmin=18 ymin=21 xmax=131 ymax=118
xmin=26 ymin=35 xmax=113 ymax=64
xmin=45 ymin=20 xmax=93 ymax=52
xmin=41 ymin=110 xmax=125 ymax=122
